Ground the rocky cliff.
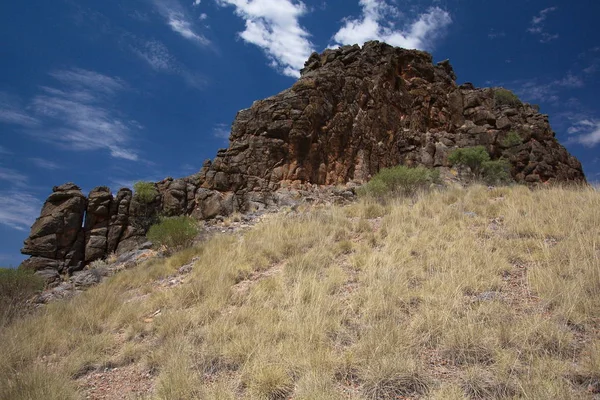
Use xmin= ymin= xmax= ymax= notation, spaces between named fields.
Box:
xmin=20 ymin=41 xmax=585 ymax=279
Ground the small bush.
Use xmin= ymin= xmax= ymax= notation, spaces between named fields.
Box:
xmin=482 ymin=159 xmax=512 ymax=185
xmin=502 ymin=131 xmax=523 ymax=147
xmin=133 ymin=181 xmax=158 ymax=204
xmin=358 ymin=165 xmax=439 ymax=198
xmin=494 ymin=89 xmax=522 ymax=107
xmin=448 ymin=146 xmax=490 ymax=178
xmin=147 ymin=216 xmax=199 ymax=250
xmin=449 ymin=146 xmax=513 ymax=185
xmin=0 ymin=268 xmax=44 ymax=326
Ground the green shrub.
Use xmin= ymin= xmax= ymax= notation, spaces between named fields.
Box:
xmin=0 ymin=268 xmax=44 ymax=326
xmin=448 ymin=146 xmax=490 ymax=178
xmin=494 ymin=89 xmax=522 ymax=107
xmin=502 ymin=131 xmax=523 ymax=147
xmin=133 ymin=181 xmax=158 ymax=204
xmin=482 ymin=159 xmax=512 ymax=185
xmin=356 ymin=178 xmax=388 ymax=198
xmin=449 ymin=146 xmax=513 ymax=185
xmin=358 ymin=165 xmax=439 ymax=198
xmin=147 ymin=216 xmax=199 ymax=250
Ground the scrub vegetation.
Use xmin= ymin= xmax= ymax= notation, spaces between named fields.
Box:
xmin=1 ymin=184 xmax=599 ymax=399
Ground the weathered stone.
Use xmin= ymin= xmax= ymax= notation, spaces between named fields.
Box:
xmin=19 ymin=257 xmax=61 ymax=272
xmin=35 ymin=268 xmax=61 ymax=284
xmin=19 ymin=41 xmax=586 ymax=282
xmin=71 ymin=269 xmax=102 ymax=288
xmin=107 ymin=188 xmax=132 ymax=254
xmin=496 ymin=116 xmax=512 ymax=130
xmin=23 ymin=183 xmax=86 ymax=266
xmin=84 ymin=187 xmax=113 ymax=263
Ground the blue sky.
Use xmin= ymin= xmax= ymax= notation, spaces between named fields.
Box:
xmin=1 ymin=0 xmax=599 ymax=266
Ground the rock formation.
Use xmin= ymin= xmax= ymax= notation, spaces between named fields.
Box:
xmin=20 ymin=41 xmax=585 ymax=280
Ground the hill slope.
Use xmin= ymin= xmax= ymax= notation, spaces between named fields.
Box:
xmin=20 ymin=41 xmax=585 ymax=279
xmin=3 ymin=185 xmax=599 ymax=399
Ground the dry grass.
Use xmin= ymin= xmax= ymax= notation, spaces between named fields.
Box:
xmin=1 ymin=184 xmax=599 ymax=399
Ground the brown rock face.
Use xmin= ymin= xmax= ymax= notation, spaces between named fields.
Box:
xmin=21 ymin=183 xmax=86 ymax=274
xmin=199 ymin=41 xmax=583 ymax=193
xmin=20 ymin=41 xmax=585 ymax=279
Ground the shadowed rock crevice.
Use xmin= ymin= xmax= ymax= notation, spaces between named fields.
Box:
xmin=19 ymin=41 xmax=585 ymax=280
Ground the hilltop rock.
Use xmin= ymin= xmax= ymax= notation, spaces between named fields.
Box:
xmin=19 ymin=41 xmax=585 ymax=280
xmin=198 ymin=41 xmax=583 ymax=192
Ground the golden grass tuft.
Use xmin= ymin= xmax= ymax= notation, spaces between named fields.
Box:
xmin=1 ymin=184 xmax=599 ymax=399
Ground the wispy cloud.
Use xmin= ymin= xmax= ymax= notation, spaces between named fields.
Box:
xmin=527 ymin=7 xmax=558 ymax=43
xmin=488 ymin=29 xmax=505 ymax=39
xmin=332 ymin=1 xmax=451 ymax=51
xmin=6 ymin=68 xmax=142 ymax=161
xmin=130 ymin=39 xmax=205 ymax=88
xmin=554 ymin=74 xmax=584 ymax=88
xmin=510 ymin=72 xmax=586 ymax=105
xmin=0 ymin=190 xmax=42 ymax=231
xmin=0 ymin=167 xmax=28 ymax=187
xmin=132 ymin=39 xmax=177 ymax=71
xmin=29 ymin=158 xmax=61 ymax=170
xmin=0 ymin=92 xmax=40 ymax=128
xmin=216 ymin=0 xmax=315 ymax=78
xmin=0 ymin=145 xmax=10 ymax=154
xmin=49 ymin=68 xmax=126 ymax=94
xmin=153 ymin=0 xmax=210 ymax=45
xmin=212 ymin=123 xmax=230 ymax=141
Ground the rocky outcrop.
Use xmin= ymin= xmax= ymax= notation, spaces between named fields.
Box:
xmin=20 ymin=41 xmax=585 ymax=281
xmin=198 ymin=41 xmax=583 ymax=191
xmin=21 ymin=183 xmax=86 ymax=275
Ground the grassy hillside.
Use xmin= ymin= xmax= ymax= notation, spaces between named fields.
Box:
xmin=1 ymin=185 xmax=599 ymax=399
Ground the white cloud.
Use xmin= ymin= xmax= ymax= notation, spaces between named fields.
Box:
xmin=29 ymin=158 xmax=61 ymax=170
xmin=216 ymin=0 xmax=315 ymax=78
xmin=25 ymin=68 xmax=140 ymax=161
xmin=168 ymin=14 xmax=209 ymax=43
xmin=199 ymin=13 xmax=208 ymax=20
xmin=193 ymin=0 xmax=201 ymax=5
xmin=332 ymin=1 xmax=451 ymax=51
xmin=0 ymin=190 xmax=42 ymax=231
xmin=153 ymin=0 xmax=210 ymax=45
xmin=567 ymin=119 xmax=600 ymax=147
xmin=527 ymin=7 xmax=558 ymax=43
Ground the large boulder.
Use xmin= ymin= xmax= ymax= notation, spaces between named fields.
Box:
xmin=21 ymin=183 xmax=86 ymax=273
